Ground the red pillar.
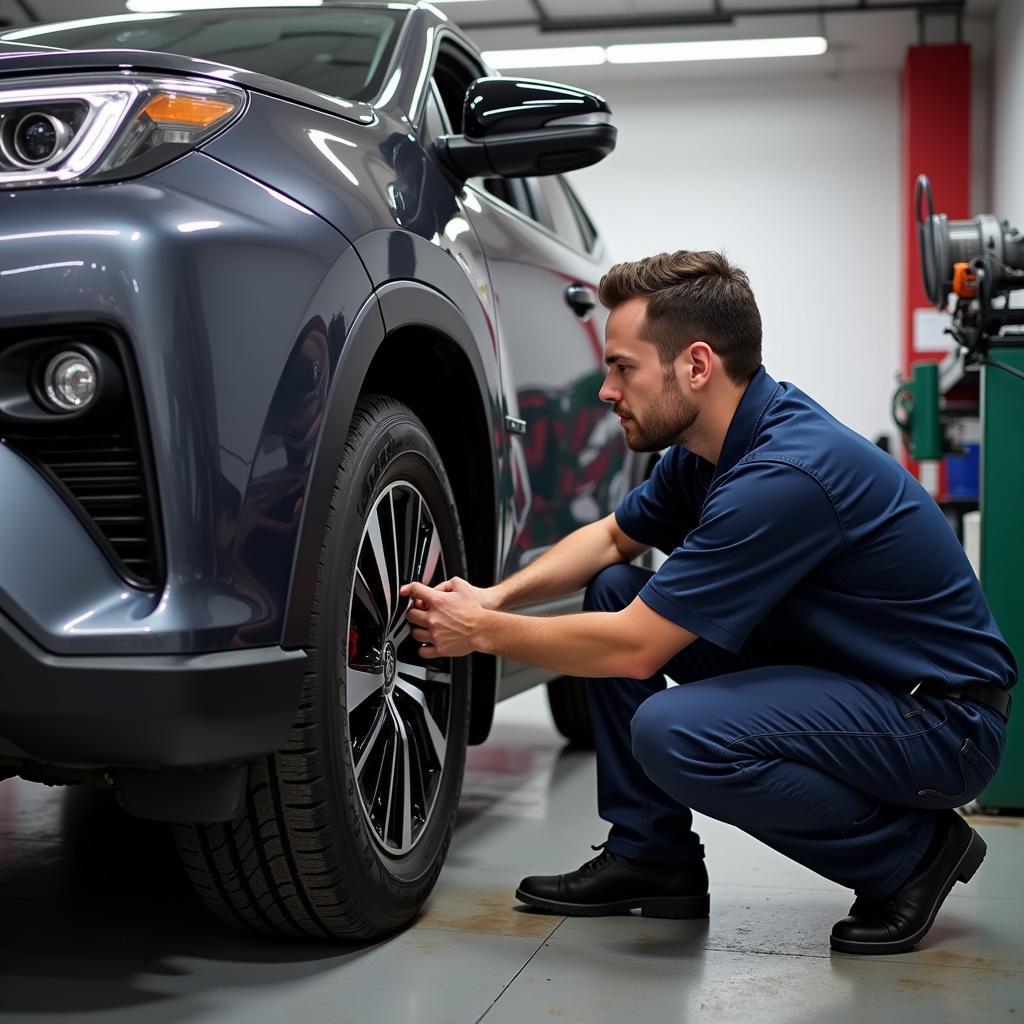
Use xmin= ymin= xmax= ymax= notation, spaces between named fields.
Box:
xmin=901 ymin=44 xmax=971 ymax=486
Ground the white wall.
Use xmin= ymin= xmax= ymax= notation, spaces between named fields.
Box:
xmin=567 ymin=71 xmax=904 ymax=444
xmin=992 ymin=0 xmax=1024 ymax=224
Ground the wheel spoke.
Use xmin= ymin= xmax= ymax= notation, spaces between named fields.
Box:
xmin=395 ymin=678 xmax=448 ymax=765
xmin=389 ymin=491 xmax=401 ymax=621
xmin=396 ymin=660 xmax=451 ymax=686
xmin=420 ymin=525 xmax=442 ymax=586
xmin=355 ymin=703 xmax=388 ymax=780
xmin=390 ymin=698 xmax=413 ymax=851
xmin=346 ymin=665 xmax=385 ymax=712
xmin=390 ymin=620 xmax=411 ymax=647
xmin=393 ymin=489 xmax=422 ymax=631
xmin=407 ymin=490 xmax=422 ymax=583
xmin=354 ymin=568 xmax=385 ymax=628
xmin=365 ymin=509 xmax=393 ymax=628
xmin=382 ymin=701 xmax=400 ymax=845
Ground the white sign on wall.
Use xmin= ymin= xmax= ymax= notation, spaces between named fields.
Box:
xmin=913 ymin=307 xmax=955 ymax=352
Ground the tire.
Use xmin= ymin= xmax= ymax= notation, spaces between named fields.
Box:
xmin=175 ymin=395 xmax=471 ymax=939
xmin=546 ymin=676 xmax=594 ymax=749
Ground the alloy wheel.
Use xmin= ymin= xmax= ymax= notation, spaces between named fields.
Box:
xmin=345 ymin=480 xmax=453 ymax=856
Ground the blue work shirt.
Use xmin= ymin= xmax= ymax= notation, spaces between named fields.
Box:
xmin=615 ymin=366 xmax=1017 ymax=691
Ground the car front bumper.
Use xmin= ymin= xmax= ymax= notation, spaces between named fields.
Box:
xmin=0 ymin=604 xmax=305 ymax=770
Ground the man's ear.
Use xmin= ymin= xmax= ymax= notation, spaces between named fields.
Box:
xmin=688 ymin=342 xmax=714 ymax=388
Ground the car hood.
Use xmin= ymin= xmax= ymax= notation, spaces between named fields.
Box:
xmin=0 ymin=45 xmax=377 ymax=127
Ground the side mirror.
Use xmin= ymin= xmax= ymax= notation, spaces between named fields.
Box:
xmin=433 ymin=77 xmax=616 ymax=181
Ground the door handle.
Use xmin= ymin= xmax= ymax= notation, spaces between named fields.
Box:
xmin=565 ymin=282 xmax=596 ymax=318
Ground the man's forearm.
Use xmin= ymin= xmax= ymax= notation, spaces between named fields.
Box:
xmin=491 ymin=516 xmax=633 ymax=610
xmin=471 ymin=608 xmax=651 ymax=679
xmin=403 ymin=575 xmax=696 ymax=676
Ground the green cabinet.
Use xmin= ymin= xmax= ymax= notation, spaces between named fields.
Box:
xmin=979 ymin=348 xmax=1024 ymax=809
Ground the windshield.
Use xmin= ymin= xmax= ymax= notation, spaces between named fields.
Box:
xmin=0 ymin=9 xmax=407 ymax=103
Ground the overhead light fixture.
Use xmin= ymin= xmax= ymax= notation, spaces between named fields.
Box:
xmin=607 ymin=37 xmax=828 ymax=63
xmin=126 ymin=0 xmax=322 ymax=10
xmin=482 ymin=46 xmax=606 ymax=70
xmin=484 ymin=36 xmax=827 ymax=71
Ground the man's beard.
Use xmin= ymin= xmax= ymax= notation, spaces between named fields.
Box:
xmin=620 ymin=376 xmax=698 ymax=452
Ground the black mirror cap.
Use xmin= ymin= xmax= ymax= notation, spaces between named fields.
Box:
xmin=463 ymin=77 xmax=610 ymax=139
xmin=432 ymin=76 xmax=616 ymax=181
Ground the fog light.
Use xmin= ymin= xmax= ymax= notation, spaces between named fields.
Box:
xmin=43 ymin=351 xmax=97 ymax=412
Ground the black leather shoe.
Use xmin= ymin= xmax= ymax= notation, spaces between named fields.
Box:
xmin=515 ymin=845 xmax=710 ymax=919
xmin=830 ymin=811 xmax=987 ymax=955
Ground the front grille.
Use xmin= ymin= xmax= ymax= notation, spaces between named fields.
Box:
xmin=10 ymin=429 xmax=159 ymax=587
xmin=0 ymin=329 xmax=164 ymax=591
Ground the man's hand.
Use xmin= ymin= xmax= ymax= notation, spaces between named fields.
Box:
xmin=401 ymin=577 xmax=486 ymax=658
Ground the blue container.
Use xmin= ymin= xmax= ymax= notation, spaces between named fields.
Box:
xmin=945 ymin=442 xmax=980 ymax=498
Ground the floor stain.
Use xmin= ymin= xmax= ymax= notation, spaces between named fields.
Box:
xmin=419 ymin=886 xmax=558 ymax=938
xmin=921 ymin=949 xmax=1011 ymax=972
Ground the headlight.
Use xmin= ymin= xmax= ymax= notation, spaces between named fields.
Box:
xmin=0 ymin=74 xmax=245 ymax=187
xmin=9 ymin=111 xmax=74 ymax=166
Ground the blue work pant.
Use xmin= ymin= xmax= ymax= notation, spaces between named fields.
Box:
xmin=585 ymin=564 xmax=1007 ymax=898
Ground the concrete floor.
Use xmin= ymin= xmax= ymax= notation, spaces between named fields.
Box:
xmin=0 ymin=685 xmax=1021 ymax=1023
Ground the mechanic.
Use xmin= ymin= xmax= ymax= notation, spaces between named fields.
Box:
xmin=400 ymin=250 xmax=1016 ymax=956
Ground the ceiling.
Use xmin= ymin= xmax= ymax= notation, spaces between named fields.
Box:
xmin=0 ymin=0 xmax=1001 ymax=79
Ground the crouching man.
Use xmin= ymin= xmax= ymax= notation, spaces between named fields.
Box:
xmin=401 ymin=250 xmax=1015 ymax=955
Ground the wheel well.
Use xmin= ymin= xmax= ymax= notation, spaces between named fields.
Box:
xmin=361 ymin=326 xmax=498 ymax=743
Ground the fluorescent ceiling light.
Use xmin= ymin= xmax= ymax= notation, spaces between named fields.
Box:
xmin=482 ymin=46 xmax=606 ymax=70
xmin=4 ymin=13 xmax=174 ymax=39
xmin=607 ymin=37 xmax=828 ymax=64
xmin=483 ymin=36 xmax=827 ymax=71
xmin=126 ymin=0 xmax=322 ymax=10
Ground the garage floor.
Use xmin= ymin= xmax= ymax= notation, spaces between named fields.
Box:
xmin=0 ymin=686 xmax=1020 ymax=1023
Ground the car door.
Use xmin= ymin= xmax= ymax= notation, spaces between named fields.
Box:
xmin=475 ymin=176 xmax=629 ymax=577
xmin=430 ymin=39 xmax=631 ymax=579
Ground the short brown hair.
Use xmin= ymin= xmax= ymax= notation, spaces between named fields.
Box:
xmin=598 ymin=250 xmax=762 ymax=383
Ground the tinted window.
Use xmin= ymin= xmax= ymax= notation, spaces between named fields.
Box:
xmin=481 ymin=177 xmax=534 ymax=217
xmin=2 ymin=10 xmax=405 ymax=102
xmin=432 ymin=39 xmax=482 ymax=133
xmin=533 ymin=175 xmax=587 ymax=251
xmin=563 ymin=179 xmax=598 ymax=252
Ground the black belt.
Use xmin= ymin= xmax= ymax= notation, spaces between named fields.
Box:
xmin=910 ymin=680 xmax=1013 ymax=723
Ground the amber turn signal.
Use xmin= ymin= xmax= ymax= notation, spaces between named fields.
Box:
xmin=141 ymin=94 xmax=236 ymax=127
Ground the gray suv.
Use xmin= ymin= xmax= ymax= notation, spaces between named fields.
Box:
xmin=0 ymin=4 xmax=643 ymax=939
